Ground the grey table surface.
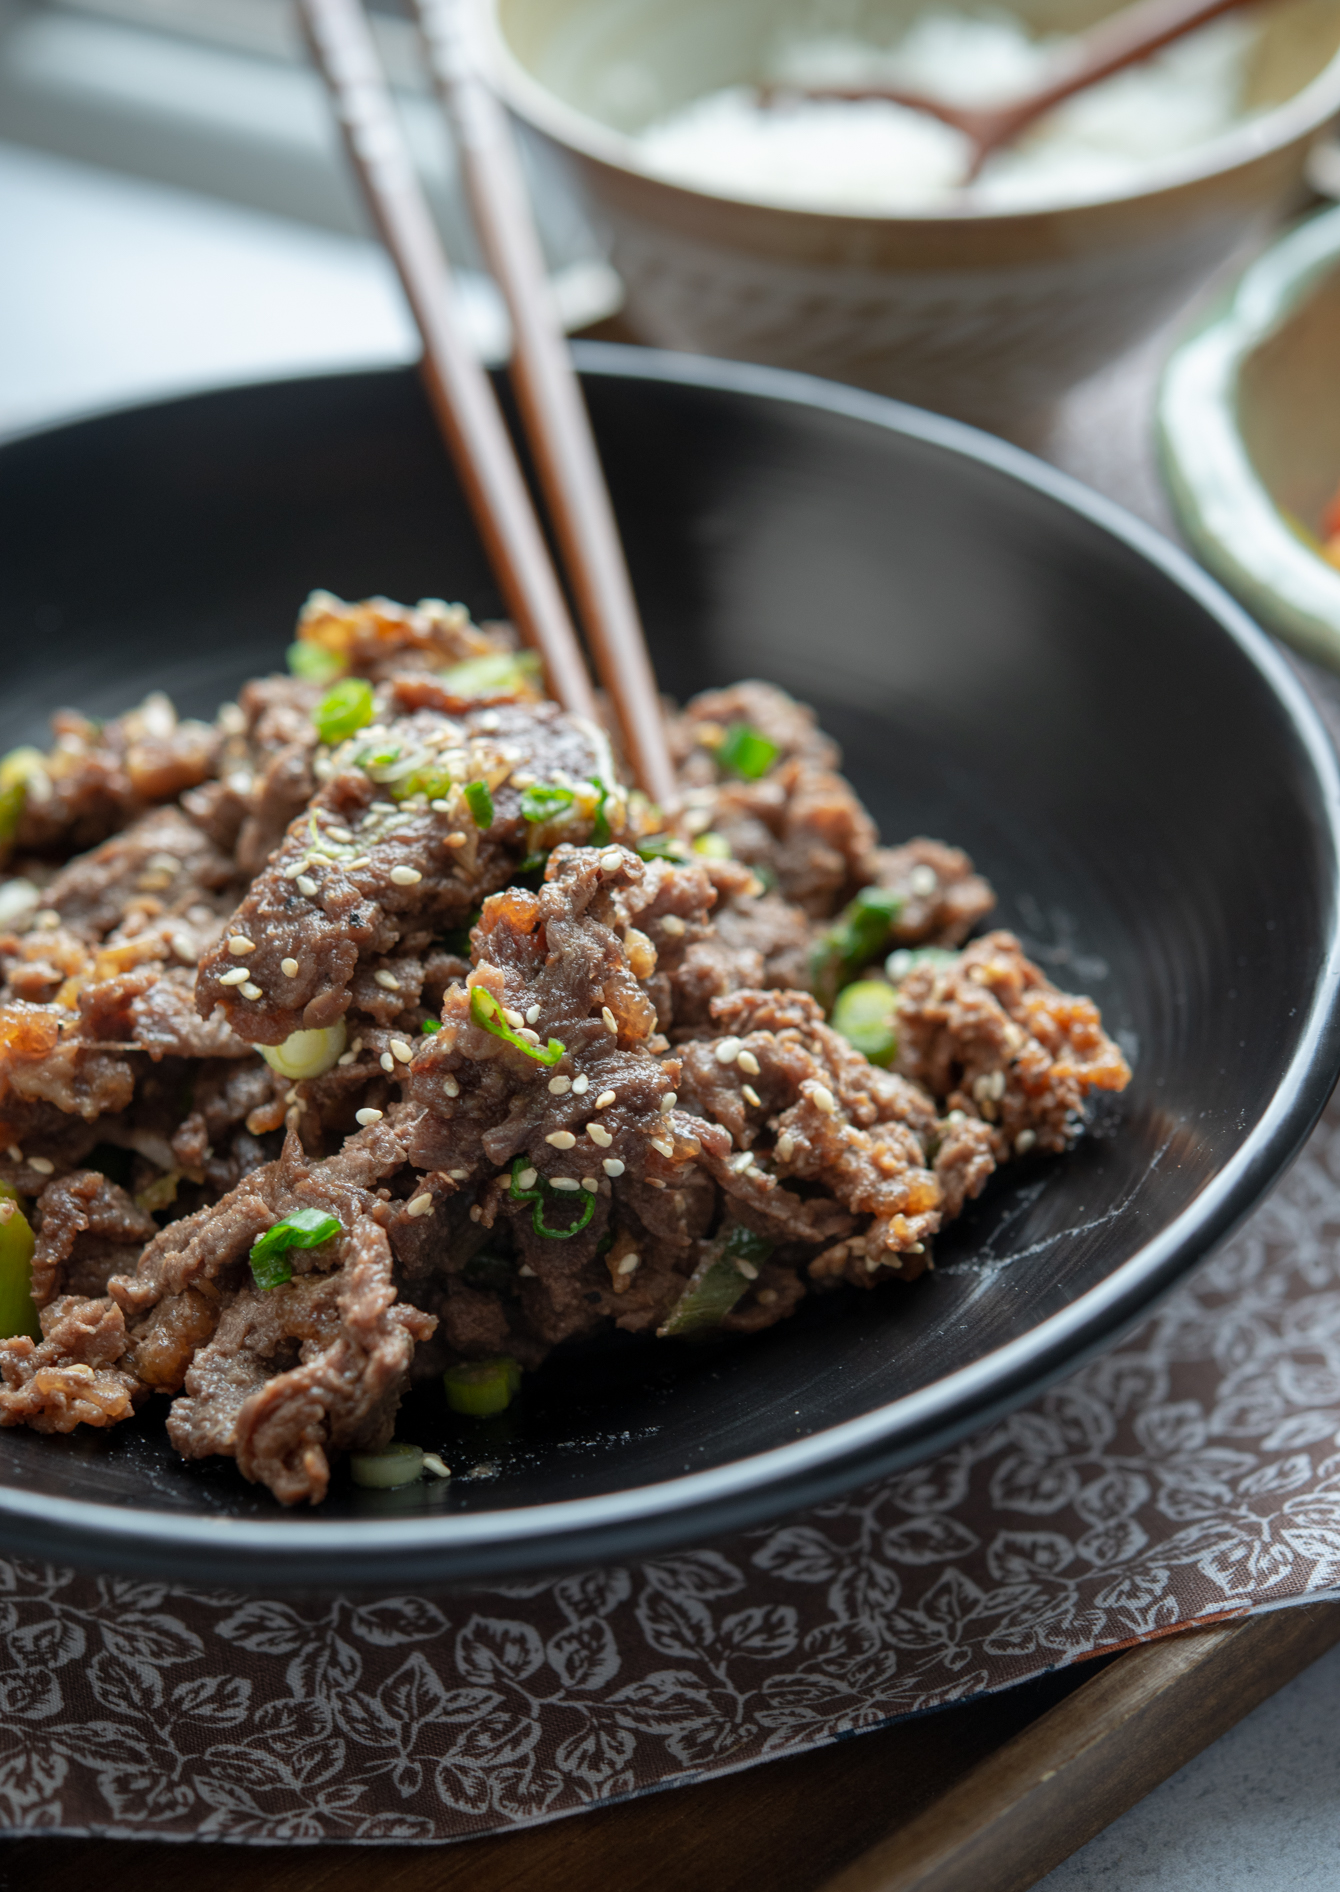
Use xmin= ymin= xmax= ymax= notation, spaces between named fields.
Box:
xmin=3 ymin=133 xmax=1339 ymax=1890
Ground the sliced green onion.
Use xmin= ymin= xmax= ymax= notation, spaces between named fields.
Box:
xmin=0 ymin=749 xmax=44 ymax=853
xmin=636 ymin=833 xmax=689 ymax=864
xmin=810 ymin=886 xmax=905 ymax=1007
xmin=287 ymin=641 xmax=345 ymax=684
xmin=521 ymin=783 xmax=576 ymax=825
xmin=885 ymin=946 xmax=960 ymax=984
xmin=420 ymin=1017 xmax=441 ymax=1035
xmin=391 ymin=762 xmax=454 ymax=803
xmin=470 ymin=987 xmax=564 ymax=1066
xmin=313 ymin=677 xmax=374 ymax=745
xmin=718 ymin=723 xmax=780 ymax=780
xmin=0 ymin=1185 xmax=41 ymax=1343
xmin=259 ymin=1020 xmax=348 ymax=1082
xmin=444 ymin=1355 xmax=521 ymax=1416
xmin=509 ymin=1155 xmax=596 ymax=1240
xmin=350 ymin=1441 xmax=423 ymax=1488
xmin=659 ymin=1223 xmax=773 ymax=1338
xmin=691 ymin=832 xmax=732 ymax=860
xmin=464 ymin=780 xmax=494 ymax=829
xmin=830 ymin=979 xmax=898 ymax=1066
xmin=589 ymin=779 xmax=611 ymax=847
xmin=249 ymin=1206 xmax=342 ymax=1291
xmin=135 ymin=1170 xmax=181 ymax=1214
xmin=438 ymin=650 xmax=540 ymax=698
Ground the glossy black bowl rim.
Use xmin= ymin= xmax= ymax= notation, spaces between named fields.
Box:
xmin=5 ymin=343 xmax=1340 ymax=1588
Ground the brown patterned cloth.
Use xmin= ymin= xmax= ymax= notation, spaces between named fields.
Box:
xmin=1 ymin=1078 xmax=1339 ymax=1843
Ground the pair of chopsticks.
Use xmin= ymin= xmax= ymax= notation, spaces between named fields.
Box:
xmin=298 ymin=0 xmax=675 ymax=809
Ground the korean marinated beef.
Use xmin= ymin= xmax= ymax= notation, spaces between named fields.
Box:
xmin=0 ymin=595 xmax=1130 ymax=1503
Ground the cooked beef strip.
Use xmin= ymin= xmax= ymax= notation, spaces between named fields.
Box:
xmin=30 ymin=1170 xmax=157 ymax=1305
xmin=196 ymin=700 xmax=615 ymax=1045
xmin=0 ymin=1294 xmax=142 ymax=1434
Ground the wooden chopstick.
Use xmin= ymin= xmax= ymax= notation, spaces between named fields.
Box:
xmin=298 ymin=0 xmax=596 ymax=722
xmin=412 ymin=0 xmax=677 ymax=811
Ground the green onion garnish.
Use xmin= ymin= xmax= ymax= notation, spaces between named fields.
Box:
xmin=509 ymin=1156 xmax=597 ymax=1239
xmin=521 ymin=783 xmax=576 ymax=825
xmin=350 ymin=1441 xmax=424 ymax=1488
xmin=691 ymin=832 xmax=731 ymax=860
xmin=830 ymin=979 xmax=898 ymax=1066
xmin=249 ymin=1207 xmax=342 ymax=1291
xmin=589 ymin=779 xmax=611 ymax=847
xmin=0 ymin=1184 xmax=41 ymax=1343
xmin=287 ymin=641 xmax=345 ymax=684
xmin=420 ymin=1017 xmax=441 ymax=1034
xmin=463 ymin=780 xmax=494 ymax=829
xmin=444 ymin=1355 xmax=522 ymax=1416
xmin=810 ymin=886 xmax=905 ymax=1008
xmin=469 ymin=987 xmax=565 ymax=1066
xmin=313 ymin=677 xmax=374 ymax=745
xmin=718 ymin=723 xmax=780 ymax=780
xmin=636 ymin=833 xmax=689 ymax=863
xmin=438 ymin=650 xmax=540 ymax=698
xmin=659 ymin=1222 xmax=773 ymax=1337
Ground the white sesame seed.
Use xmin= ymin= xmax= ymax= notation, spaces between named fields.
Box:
xmin=374 ymin=970 xmax=400 ymax=991
xmin=356 ymin=1107 xmax=384 ymax=1125
xmin=737 ymin=1050 xmax=760 ymax=1077
xmin=407 ymin=1193 xmax=434 ymax=1217
xmin=909 ymin=864 xmax=939 ymax=897
xmin=6 ymin=1147 xmax=20 ymax=1163
xmin=601 ymin=1006 xmax=618 ymax=1036
xmin=518 ymin=1028 xmax=540 ymax=1045
xmin=469 ymin=1204 xmax=483 ymax=1221
xmin=600 ymin=849 xmax=622 ymax=872
xmin=504 ymin=1007 xmax=524 ymax=1029
xmin=526 ymin=1005 xmax=540 ymax=1025
xmin=296 ymin=875 xmax=318 ymax=897
xmin=581 ymin=1176 xmax=599 ymax=1193
xmin=661 ymin=914 xmax=685 ymax=937
xmin=1015 ymin=1129 xmax=1037 ymax=1154
xmin=516 ymin=1167 xmax=537 ymax=1191
xmin=550 ymin=1177 xmax=580 ymax=1191
xmin=734 ymin=1256 xmax=759 ymax=1279
xmin=572 ymin=1074 xmax=589 ymax=1096
xmin=448 ymin=1167 xmax=469 ymax=1180
xmin=595 ymin=1089 xmax=616 ymax=1109
xmin=602 ymin=1157 xmax=625 ymax=1177
xmin=369 ymin=801 xmax=395 ymax=815
xmin=350 ymin=856 xmax=371 ymax=870
xmin=282 ymin=857 xmax=305 ymax=877
xmin=218 ymin=966 xmax=249 ymax=987
xmin=714 ymin=1037 xmax=741 ymax=1065
xmin=649 ymin=1136 xmax=673 ymax=1158
xmin=389 ymin=1039 xmax=413 ymax=1063
xmin=587 ymin=1122 xmax=613 ymax=1148
xmin=327 ymin=826 xmax=354 ymax=844
xmin=518 ymin=1264 xmax=537 ymax=1277
xmin=240 ymin=982 xmax=263 ymax=1000
xmin=421 ymin=1452 xmax=451 ymax=1479
xmin=445 ymin=831 xmax=467 ymax=848
xmin=390 ymin=865 xmax=422 ymax=887
xmin=380 ymin=1053 xmax=396 ymax=1073
xmin=546 ymin=1131 xmax=576 ymax=1150
xmin=731 ymin=1150 xmax=754 ymax=1173
xmin=227 ymin=935 xmax=255 ymax=956
xmin=477 ymin=711 xmax=500 ymax=732
xmin=281 ymin=958 xmax=299 ymax=978
xmin=442 ymin=1075 xmax=460 ymax=1098
xmin=337 ymin=1051 xmax=356 ymax=1066
xmin=660 ymin=1092 xmax=676 ymax=1113
xmin=27 ymin=1156 xmax=54 ymax=1176
xmin=776 ymin=1132 xmax=795 ymax=1161
xmin=548 ymin=1075 xmax=571 ymax=1095
xmin=743 ymin=1084 xmax=762 ymax=1107
xmin=617 ymin=1253 xmax=640 ymax=1275
xmin=811 ymin=1084 xmax=837 ymax=1116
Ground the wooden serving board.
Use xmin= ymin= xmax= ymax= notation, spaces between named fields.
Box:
xmin=10 ymin=1601 xmax=1339 ymax=1891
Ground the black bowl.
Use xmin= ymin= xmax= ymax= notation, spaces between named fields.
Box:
xmin=2 ymin=347 xmax=1338 ymax=1588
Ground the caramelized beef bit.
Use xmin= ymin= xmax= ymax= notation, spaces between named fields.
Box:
xmin=895 ymin=931 xmax=1132 ymax=1156
xmin=292 ymin=592 xmax=525 ymax=687
xmin=872 ymin=838 xmax=996 ymax=949
xmin=30 ymin=1170 xmax=157 ymax=1305
xmin=196 ymin=701 xmax=613 ymax=1045
xmin=0 ymin=1295 xmax=142 ymax=1433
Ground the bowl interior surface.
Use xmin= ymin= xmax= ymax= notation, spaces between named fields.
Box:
xmin=1240 ymin=259 xmax=1340 ymax=530
xmin=0 ymin=352 xmax=1337 ymax=1584
xmin=495 ymin=0 xmax=1340 ymax=148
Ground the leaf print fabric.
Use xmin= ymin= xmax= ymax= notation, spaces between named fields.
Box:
xmin=11 ymin=1088 xmax=1340 ymax=1844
